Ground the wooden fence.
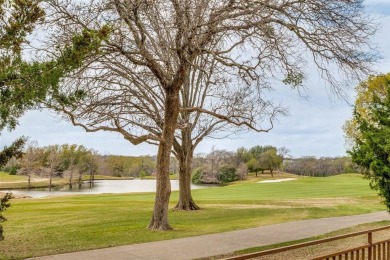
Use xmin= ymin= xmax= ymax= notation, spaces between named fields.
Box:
xmin=223 ymin=225 xmax=390 ymax=260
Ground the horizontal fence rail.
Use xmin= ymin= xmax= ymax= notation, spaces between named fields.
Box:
xmin=223 ymin=225 xmax=390 ymax=260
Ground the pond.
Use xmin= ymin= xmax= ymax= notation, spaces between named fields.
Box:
xmin=8 ymin=180 xmax=213 ymax=198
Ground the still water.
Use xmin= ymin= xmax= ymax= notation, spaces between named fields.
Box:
xmin=8 ymin=180 xmax=212 ymax=198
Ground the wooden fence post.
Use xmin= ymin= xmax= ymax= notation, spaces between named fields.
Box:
xmin=368 ymin=231 xmax=373 ymax=260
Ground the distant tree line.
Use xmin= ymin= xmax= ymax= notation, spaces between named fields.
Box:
xmin=2 ymin=143 xmax=100 ymax=189
xmin=0 ymin=142 xmax=160 ymax=187
xmin=1 ymin=141 xmax=362 ymax=186
xmin=283 ymin=157 xmax=360 ymax=177
xmin=191 ymin=145 xmax=288 ymax=184
xmin=2 ymin=142 xmax=289 ymax=185
xmin=191 ymin=146 xmax=361 ymax=183
xmin=95 ymin=155 xmax=158 ymax=178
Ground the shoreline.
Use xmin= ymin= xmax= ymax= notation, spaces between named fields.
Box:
xmin=0 ymin=176 xmax=138 ymax=190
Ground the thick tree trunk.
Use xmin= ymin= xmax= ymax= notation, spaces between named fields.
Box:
xmin=174 ymin=147 xmax=200 ymax=210
xmin=148 ymin=89 xmax=180 ymax=230
xmin=270 ymin=169 xmax=273 ymax=177
xmin=173 ymin=125 xmax=199 ymax=210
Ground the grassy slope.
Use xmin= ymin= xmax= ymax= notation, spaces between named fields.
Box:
xmin=0 ymin=174 xmax=385 ymax=259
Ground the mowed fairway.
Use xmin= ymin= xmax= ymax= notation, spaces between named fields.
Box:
xmin=0 ymin=174 xmax=386 ymax=259
xmin=190 ymin=174 xmax=376 ymax=201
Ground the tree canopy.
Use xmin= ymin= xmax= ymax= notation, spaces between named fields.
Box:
xmin=0 ymin=0 xmax=109 ymax=132
xmin=0 ymin=136 xmax=27 ymax=166
xmin=349 ymin=74 xmax=390 ymax=210
xmin=0 ymin=0 xmax=44 ymax=130
xmin=344 ymin=73 xmax=390 ymax=145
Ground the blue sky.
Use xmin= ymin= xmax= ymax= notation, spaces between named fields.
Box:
xmin=1 ymin=1 xmax=390 ymax=158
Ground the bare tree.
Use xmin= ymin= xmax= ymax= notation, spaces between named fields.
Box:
xmin=236 ymin=163 xmax=248 ymax=180
xmin=171 ymin=56 xmax=283 ymax=210
xmin=40 ymin=0 xmax=377 ymax=230
xmin=43 ymin=145 xmax=61 ymax=191
xmin=284 ymin=156 xmax=355 ymax=177
xmin=19 ymin=142 xmax=43 ymax=189
xmin=277 ymin=147 xmax=291 ymax=160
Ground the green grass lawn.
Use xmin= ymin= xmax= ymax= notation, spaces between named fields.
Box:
xmin=0 ymin=172 xmax=27 ymax=182
xmin=0 ymin=174 xmax=386 ymax=259
xmin=190 ymin=174 xmax=376 ymax=201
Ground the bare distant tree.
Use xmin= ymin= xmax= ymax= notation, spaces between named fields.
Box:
xmin=60 ymin=145 xmax=78 ymax=189
xmin=41 ymin=0 xmax=377 ymax=230
xmin=19 ymin=142 xmax=43 ymax=189
xmin=277 ymin=147 xmax=291 ymax=160
xmin=284 ymin=156 xmax=355 ymax=177
xmin=43 ymin=145 xmax=61 ymax=191
xmin=236 ymin=163 xmax=248 ymax=180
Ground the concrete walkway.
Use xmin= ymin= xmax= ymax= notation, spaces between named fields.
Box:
xmin=29 ymin=211 xmax=390 ymax=260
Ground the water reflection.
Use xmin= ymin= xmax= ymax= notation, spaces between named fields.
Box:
xmin=8 ymin=180 xmax=212 ymax=198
